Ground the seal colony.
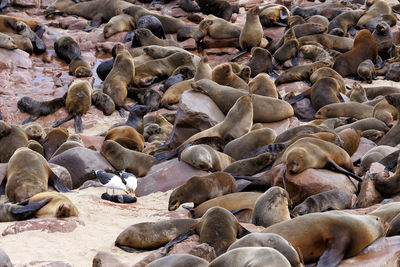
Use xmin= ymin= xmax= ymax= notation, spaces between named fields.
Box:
xmin=2 ymin=0 xmax=400 ymax=265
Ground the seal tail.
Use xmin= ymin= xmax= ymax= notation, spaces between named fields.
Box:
xmin=74 ymin=114 xmax=83 ymax=133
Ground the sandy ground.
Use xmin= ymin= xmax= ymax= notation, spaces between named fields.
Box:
xmin=0 ymin=187 xmax=189 ymax=266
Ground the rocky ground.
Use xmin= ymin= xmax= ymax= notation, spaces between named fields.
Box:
xmin=1 ymin=0 xmax=400 ymax=266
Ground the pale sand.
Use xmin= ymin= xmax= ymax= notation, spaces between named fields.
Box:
xmin=0 ymin=187 xmax=186 ymax=266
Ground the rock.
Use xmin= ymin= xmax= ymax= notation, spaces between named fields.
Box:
xmin=338 ymin=236 xmax=400 ymax=266
xmin=49 ymin=147 xmax=115 ymax=189
xmin=189 ymin=243 xmax=217 ymax=262
xmin=12 ymin=0 xmax=38 ymax=7
xmin=180 ymin=38 xmax=197 ymax=50
xmin=92 ymin=251 xmax=129 ymax=267
xmin=80 ymin=135 xmax=104 ymax=151
xmin=261 ymin=117 xmax=299 ymax=136
xmin=270 ymin=164 xmax=358 ymax=206
xmin=292 ymin=98 xmax=315 ymax=122
xmin=369 ymin=162 xmax=386 ymax=174
xmin=132 ymin=249 xmax=165 ymax=267
xmin=351 ymin=137 xmax=376 ymax=162
xmin=277 ymin=81 xmax=310 ymax=96
xmin=0 ymin=248 xmax=12 ymax=267
xmin=263 ymin=27 xmax=285 ymax=40
xmin=169 ymin=90 xmax=225 ymax=147
xmin=355 ymin=175 xmax=383 ymax=208
xmin=49 ymin=163 xmax=73 ymax=190
xmin=136 ymin=158 xmax=208 ymax=197
xmin=168 ymin=234 xmax=200 ymax=255
xmin=2 ymin=217 xmax=85 ymax=236
xmin=0 ymin=48 xmax=32 ymax=70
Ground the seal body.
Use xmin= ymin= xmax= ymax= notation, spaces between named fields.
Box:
xmin=54 ymin=36 xmax=80 ymax=63
xmin=240 ymin=6 xmax=263 ymax=51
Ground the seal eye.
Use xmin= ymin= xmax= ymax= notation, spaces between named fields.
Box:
xmin=171 ymin=200 xmax=178 ymax=205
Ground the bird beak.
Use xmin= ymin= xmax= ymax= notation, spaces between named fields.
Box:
xmin=132 ymin=189 xmax=135 ymax=196
xmin=125 ymin=190 xmax=130 ymax=195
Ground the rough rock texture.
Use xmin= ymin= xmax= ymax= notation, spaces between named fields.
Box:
xmin=49 ymin=147 xmax=115 ymax=189
xmin=2 ymin=217 xmax=85 ymax=236
xmin=49 ymin=163 xmax=73 ymax=190
xmin=355 ymin=175 xmax=384 ymax=208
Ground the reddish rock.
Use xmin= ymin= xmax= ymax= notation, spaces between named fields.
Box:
xmin=271 ymin=164 xmax=358 ymax=205
xmin=49 ymin=147 xmax=115 ymax=188
xmin=92 ymin=251 xmax=129 ymax=267
xmin=2 ymin=217 xmax=85 ymax=236
xmin=80 ymin=135 xmax=104 ymax=151
xmin=12 ymin=0 xmax=38 ymax=7
xmin=277 ymin=81 xmax=310 ymax=95
xmin=292 ymin=98 xmax=315 ymax=122
xmin=136 ymin=158 xmax=209 ymax=197
xmin=351 ymin=137 xmax=376 ymax=162
xmin=355 ymin=175 xmax=383 ymax=208
xmin=369 ymin=162 xmax=386 ymax=174
xmin=168 ymin=234 xmax=200 ymax=255
xmin=202 ymin=36 xmax=240 ymax=49
xmin=189 ymin=243 xmax=216 ymax=262
xmin=132 ymin=249 xmax=165 ymax=267
xmin=169 ymin=90 xmax=225 ymax=147
xmin=180 ymin=38 xmax=197 ymax=50
xmin=240 ymin=223 xmax=265 ymax=233
xmin=49 ymin=163 xmax=73 ymax=190
xmin=339 ymin=236 xmax=400 ymax=266
xmin=263 ymin=27 xmax=285 ymax=40
xmin=0 ymin=48 xmax=32 ymax=70
xmin=261 ymin=117 xmax=299 ymax=136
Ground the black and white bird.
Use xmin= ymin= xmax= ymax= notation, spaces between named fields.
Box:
xmin=119 ymin=170 xmax=138 ymax=196
xmin=93 ymin=170 xmax=128 ymax=195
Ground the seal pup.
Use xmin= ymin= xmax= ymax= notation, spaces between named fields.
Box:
xmin=42 ymin=127 xmax=69 ymax=160
xmin=102 ymin=44 xmax=134 ymax=116
xmin=195 ymin=0 xmax=237 ymax=21
xmin=91 ymin=90 xmax=115 ymax=116
xmin=0 ymin=121 xmax=28 ymax=163
xmin=247 ymin=47 xmax=273 ymax=77
xmin=133 ymin=28 xmax=180 ymax=48
xmin=372 ymin=21 xmax=393 ymax=60
xmin=251 ymin=186 xmax=291 ymax=228
xmin=212 ymin=63 xmax=249 ymax=90
xmin=106 ymin=104 xmax=151 ymax=134
xmin=103 ymin=14 xmax=134 ymax=39
xmin=0 ymin=32 xmax=17 ymax=50
xmin=239 ymin=6 xmax=263 ymax=51
xmin=105 ymin=125 xmax=145 ymax=151
xmin=259 ymin=4 xmax=290 ymax=27
xmin=54 ymin=36 xmax=80 ymax=64
xmin=17 ymin=95 xmax=66 ymax=124
xmin=5 ymin=147 xmax=70 ymax=202
xmin=291 ymin=190 xmax=355 ymax=217
xmin=53 ymin=79 xmax=92 ymax=133
xmin=69 ymin=57 xmax=92 ymax=77
xmin=357 ymin=59 xmax=375 ymax=83
xmin=15 ymin=21 xmax=45 ymax=54
xmin=228 ymin=233 xmax=302 ymax=267
xmin=262 ymin=211 xmax=387 ymax=265
xmin=274 ymin=27 xmax=300 ymax=65
xmin=328 ymin=10 xmax=365 ymax=36
xmin=168 ymin=172 xmax=237 ymax=211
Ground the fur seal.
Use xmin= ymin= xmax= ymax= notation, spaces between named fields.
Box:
xmin=15 ymin=21 xmax=45 ymax=54
xmin=0 ymin=121 xmax=28 ymax=163
xmin=212 ymin=63 xmax=249 ymax=90
xmin=309 ymin=77 xmax=341 ymax=111
xmin=168 ymin=172 xmax=237 ymax=211
xmin=372 ymin=21 xmax=393 ymax=60
xmin=227 ymin=233 xmax=302 ymax=267
xmin=333 ymin=30 xmax=378 ymax=77
xmin=337 ymin=128 xmax=361 ymax=157
xmin=240 ymin=6 xmax=263 ymax=51
xmin=357 ymin=59 xmax=375 ymax=83
xmin=69 ymin=57 xmax=92 ymax=77
xmin=249 ymin=73 xmax=277 ymax=98
xmin=194 ymin=56 xmax=212 ymax=81
xmin=275 ymin=60 xmax=333 ymax=85
xmin=160 ymin=79 xmax=193 ymax=108
xmin=115 ymin=218 xmax=198 ymax=251
xmin=309 ymin=67 xmax=346 ymax=93
xmin=251 ymin=186 xmax=291 ymax=228
xmin=136 ymin=15 xmax=165 ymax=40
xmin=128 ymin=87 xmax=162 ymax=111
xmin=210 ymin=247 xmax=291 ymax=267
xmin=298 ymin=34 xmax=354 ymax=53
xmin=376 ymin=94 xmax=400 ymax=146
xmin=349 ymin=82 xmax=368 ymax=102
xmin=50 ymin=134 xmax=83 ymax=158
xmin=5 ymin=147 xmax=69 ymax=202
xmin=180 ymin=144 xmax=235 ymax=171
xmin=27 ymin=140 xmax=44 ymax=155
xmin=334 ymin=117 xmax=389 ymax=133
xmin=358 ymin=145 xmax=398 ymax=176
xmin=147 ymin=254 xmax=208 ymax=267
xmin=105 ymin=126 xmax=145 ymax=151
xmin=133 ymin=28 xmax=180 ymax=48
xmin=262 ymin=211 xmax=387 ymax=265
xmin=357 ymin=0 xmax=394 ymax=27
xmin=274 ymin=27 xmax=300 ymax=64
xmin=101 ymin=140 xmax=154 ymax=176
xmin=291 ymin=190 xmax=355 ymax=216
xmin=195 ymin=0 xmax=237 ymax=21
xmin=299 ymin=44 xmax=331 ymax=62
xmin=373 ymin=98 xmax=398 ymax=125
xmin=247 ymin=47 xmax=273 ymax=77
xmin=102 ymin=44 xmax=134 ymax=115
xmin=17 ymin=95 xmax=66 ymax=124
xmin=191 ymin=79 xmax=293 ymax=123
xmin=42 ymin=127 xmax=69 ymax=160
xmin=54 ymin=36 xmax=80 ymax=64
xmin=160 ymin=66 xmax=195 ymax=93
xmin=0 ymin=32 xmax=17 ymax=50
xmin=328 ymin=10 xmax=365 ymax=36
xmin=103 ymin=14 xmax=134 ymax=39
xmin=53 ymin=79 xmax=92 ymax=133
xmin=223 ymin=127 xmax=276 ymax=160
xmin=223 ymin=152 xmax=276 ymax=176
xmin=293 ymin=22 xmax=327 ymax=38
xmin=314 ymin=102 xmax=374 ymax=120
xmin=6 ymin=33 xmax=33 ymax=54
xmin=108 ymin=104 xmax=151 ymax=134
xmin=274 ymin=124 xmax=335 ymax=144
xmin=198 ymin=15 xmax=241 ymax=39
xmin=259 ymin=4 xmax=290 ymax=27
xmin=91 ymin=90 xmax=115 ymax=116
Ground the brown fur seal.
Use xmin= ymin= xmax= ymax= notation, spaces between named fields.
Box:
xmin=249 ymin=73 xmax=277 ymax=98
xmin=0 ymin=121 xmax=28 ymax=163
xmin=223 ymin=152 xmax=277 ymax=176
xmin=22 ymin=122 xmax=45 ymax=141
xmin=376 ymin=94 xmax=400 ymax=146
xmin=274 ymin=124 xmax=336 ymax=143
xmin=105 ymin=126 xmax=145 ymax=151
xmin=210 ymin=247 xmax=291 ymax=267
xmin=372 ymin=21 xmax=393 ymax=59
xmin=357 ymin=0 xmax=394 ymax=27
xmin=240 ymin=6 xmax=263 ymax=51
xmin=177 ymin=95 xmax=253 ymax=149
xmin=259 ymin=4 xmax=290 ymax=27
xmin=27 ymin=140 xmax=44 ymax=155
xmin=212 ymin=63 xmax=249 ymax=90
xmin=26 ymin=191 xmax=78 ymax=218
xmin=103 ymin=14 xmax=134 ymax=38
xmin=7 ymin=33 xmax=33 ymax=54
xmin=133 ymin=28 xmax=180 ymax=48
xmin=337 ymin=128 xmax=361 ymax=157
xmin=168 ymin=172 xmax=237 ymax=211
xmin=191 ymin=79 xmax=293 ymax=123
xmin=17 ymin=94 xmax=66 ymax=124
xmin=91 ymin=90 xmax=115 ymax=116
xmin=292 ymin=22 xmax=327 ymax=38
xmin=310 ymin=67 xmax=346 ymax=93
xmin=275 ymin=60 xmax=333 ymax=85
xmin=54 ymin=36 xmax=80 ymax=64
xmin=180 ymin=144 xmax=235 ymax=171
xmin=262 ymin=211 xmax=387 ymax=265
xmin=0 ymin=32 xmax=17 ymax=50
xmin=53 ymin=79 xmax=92 ymax=133
xmin=102 ymin=44 xmax=134 ymax=115
xmin=357 ymin=59 xmax=375 ymax=83
xmin=299 ymin=44 xmax=331 ymax=62
xmin=251 ymin=186 xmax=291 ymax=228
xmin=5 ymin=147 xmax=69 ymax=202
xmin=15 ymin=21 xmax=45 ymax=54
xmin=333 ymin=30 xmax=378 ymax=77
xmin=148 ymin=255 xmax=208 ymax=267
xmin=350 ymin=82 xmax=368 ymax=102
xmin=334 ymin=118 xmax=389 ymax=133
xmin=194 ymin=56 xmax=212 ymax=81
xmin=115 ymin=218 xmax=198 ymax=251
xmin=42 ymin=127 xmax=69 ymax=160
xmin=101 ymin=140 xmax=154 ymax=176
xmin=160 ymin=78 xmax=193 ymax=107
xmin=107 ymin=105 xmax=151 ymax=135
xmin=247 ymin=47 xmax=273 ymax=77
xmin=314 ymin=102 xmax=374 ymax=120
xmin=69 ymin=57 xmax=92 ymax=78
xmin=310 ymin=77 xmax=341 ymax=111
xmin=223 ymin=127 xmax=276 ymax=160
xmin=291 ymin=190 xmax=355 ymax=217
xmin=373 ymin=98 xmax=398 ymax=125
xmin=227 ymin=233 xmax=302 ymax=267
xmin=328 ymin=10 xmax=365 ymax=36
xmin=50 ymin=134 xmax=83 ymax=158
xmin=192 ymin=192 xmax=262 ymax=219
xmin=298 ymin=34 xmax=354 ymax=53
xmin=198 ymin=15 xmax=241 ymax=39
xmin=358 ymin=145 xmax=398 ymax=176
xmin=274 ymin=27 xmax=300 ymax=64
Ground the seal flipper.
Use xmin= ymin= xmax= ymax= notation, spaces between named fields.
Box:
xmin=326 ymin=157 xmax=362 ymax=182
xmin=85 ymin=15 xmax=103 ymax=32
xmin=0 ymin=177 xmax=6 ymax=195
xmin=268 ymin=70 xmax=279 ymax=78
xmin=115 ymin=244 xmax=149 ymax=253
xmin=348 ymin=27 xmax=356 ymax=36
xmin=291 ymin=57 xmax=298 ymax=66
xmin=160 ymin=229 xmax=196 ymax=254
xmin=12 ymin=197 xmax=52 ymax=215
xmin=50 ymin=171 xmax=71 ymax=193
xmin=34 ymin=24 xmax=46 ymax=38
xmin=124 ymin=30 xmax=134 ymax=42
xmin=317 ymin=233 xmax=350 ymax=267
xmin=52 ymin=114 xmax=74 ymax=128
xmin=74 ymin=114 xmax=83 ymax=133
xmin=22 ymin=115 xmax=39 ymax=124
xmin=33 ymin=36 xmax=46 ymax=55
xmin=0 ymin=0 xmax=7 ymax=10
xmin=230 ymin=51 xmax=247 ymax=62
